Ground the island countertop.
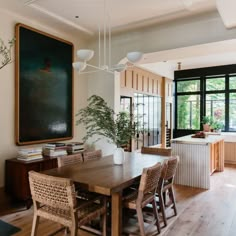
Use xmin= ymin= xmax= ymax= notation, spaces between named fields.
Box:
xmin=171 ymin=134 xmax=224 ymax=145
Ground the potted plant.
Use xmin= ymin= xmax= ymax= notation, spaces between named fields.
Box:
xmin=211 ymin=121 xmax=223 ymax=133
xmin=76 ymin=95 xmax=136 ymax=164
xmin=201 ymin=116 xmax=213 ymax=132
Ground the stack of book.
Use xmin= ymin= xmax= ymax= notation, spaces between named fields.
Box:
xmin=17 ymin=147 xmax=43 ymax=161
xmin=67 ymin=142 xmax=84 ymax=154
xmin=43 ymin=143 xmax=67 ymax=157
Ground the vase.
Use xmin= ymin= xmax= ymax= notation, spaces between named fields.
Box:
xmin=113 ymin=147 xmax=125 ymax=165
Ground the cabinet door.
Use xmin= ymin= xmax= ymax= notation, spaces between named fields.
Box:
xmin=21 ymin=162 xmax=40 ymax=200
xmin=41 ymin=159 xmax=57 ymax=170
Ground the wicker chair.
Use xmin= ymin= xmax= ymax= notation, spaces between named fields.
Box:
xmin=83 ymin=149 xmax=102 ymax=162
xmin=156 ymin=156 xmax=179 ymax=227
xmin=57 ymin=153 xmax=99 ymax=201
xmin=57 ymin=153 xmax=83 ymax=168
xmin=123 ymin=162 xmax=162 ymax=236
xmin=29 ymin=171 xmax=107 ymax=236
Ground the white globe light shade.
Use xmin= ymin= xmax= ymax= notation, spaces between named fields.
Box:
xmin=72 ymin=61 xmax=87 ymax=72
xmin=126 ymin=51 xmax=143 ymax=63
xmin=77 ymin=49 xmax=94 ymax=61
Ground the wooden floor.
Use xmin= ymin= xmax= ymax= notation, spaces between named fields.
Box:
xmin=1 ymin=164 xmax=236 ymax=236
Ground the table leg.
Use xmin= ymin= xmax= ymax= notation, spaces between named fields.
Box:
xmin=111 ymin=192 xmax=122 ymax=236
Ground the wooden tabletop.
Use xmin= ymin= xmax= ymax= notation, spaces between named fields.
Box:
xmin=43 ymin=152 xmax=167 ymax=196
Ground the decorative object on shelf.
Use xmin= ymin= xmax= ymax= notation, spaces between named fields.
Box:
xmin=201 ymin=116 xmax=214 ymax=132
xmin=191 ymin=131 xmax=206 ymax=139
xmin=0 ymin=37 xmax=15 ymax=70
xmin=76 ymin=95 xmax=136 ymax=165
xmin=72 ymin=0 xmax=143 ymax=74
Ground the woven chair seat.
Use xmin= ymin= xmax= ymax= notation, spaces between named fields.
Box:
xmin=38 ymin=205 xmax=72 ymax=227
xmin=77 ymin=201 xmax=106 ymax=226
xmin=123 ymin=191 xmax=155 ymax=209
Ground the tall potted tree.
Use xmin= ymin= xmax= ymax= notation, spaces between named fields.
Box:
xmin=76 ymin=95 xmax=136 ymax=164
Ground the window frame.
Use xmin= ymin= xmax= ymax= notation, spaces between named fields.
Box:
xmin=174 ymin=64 xmax=236 ymax=137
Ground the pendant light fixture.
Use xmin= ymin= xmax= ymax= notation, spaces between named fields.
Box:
xmin=72 ymin=0 xmax=143 ymax=74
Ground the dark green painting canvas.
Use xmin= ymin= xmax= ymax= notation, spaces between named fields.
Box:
xmin=15 ymin=24 xmax=73 ymax=145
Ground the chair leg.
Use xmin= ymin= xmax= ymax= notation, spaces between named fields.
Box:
xmin=31 ymin=214 xmax=40 ymax=236
xmin=151 ymin=199 xmax=161 ymax=234
xmin=136 ymin=206 xmax=146 ymax=236
xmin=70 ymin=225 xmax=77 ymax=236
xmin=158 ymin=191 xmax=167 ymax=227
xmin=102 ymin=211 xmax=107 ymax=236
xmin=169 ymin=187 xmax=177 ymax=216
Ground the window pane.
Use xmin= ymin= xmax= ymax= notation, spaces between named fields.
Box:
xmin=229 ymin=76 xmax=236 ymax=90
xmin=229 ymin=93 xmax=236 ymax=131
xmin=177 ymin=80 xmax=200 ymax=92
xmin=177 ymin=95 xmax=200 ymax=129
xmin=206 ymin=77 xmax=225 ymax=91
xmin=205 ymin=94 xmax=225 ymax=127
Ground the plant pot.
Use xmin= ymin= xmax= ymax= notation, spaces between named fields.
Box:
xmin=113 ymin=147 xmax=125 ymax=165
xmin=203 ymin=124 xmax=211 ymax=132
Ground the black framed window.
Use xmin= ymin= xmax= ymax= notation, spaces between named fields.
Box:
xmin=174 ymin=64 xmax=236 ymax=137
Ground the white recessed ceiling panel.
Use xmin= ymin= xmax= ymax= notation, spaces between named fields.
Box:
xmin=21 ymin=0 xmax=216 ymax=35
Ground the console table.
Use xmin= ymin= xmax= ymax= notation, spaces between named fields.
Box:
xmin=5 ymin=157 xmax=57 ymax=208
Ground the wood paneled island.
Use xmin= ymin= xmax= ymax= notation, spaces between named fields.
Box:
xmin=171 ymin=135 xmax=224 ymax=189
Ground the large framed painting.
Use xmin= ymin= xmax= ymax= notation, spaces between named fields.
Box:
xmin=15 ymin=23 xmax=74 ymax=145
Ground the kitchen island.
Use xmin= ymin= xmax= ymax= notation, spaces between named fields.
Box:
xmin=171 ymin=135 xmax=224 ymax=189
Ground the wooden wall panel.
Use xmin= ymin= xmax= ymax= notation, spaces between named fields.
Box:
xmin=120 ymin=66 xmax=169 ymax=96
xmin=138 ymin=74 xmax=143 ymax=91
xmin=125 ymin=70 xmax=133 ymax=89
xmin=225 ymin=142 xmax=236 ymax=164
xmin=143 ymin=75 xmax=149 ymax=93
xmin=120 ymin=71 xmax=125 ymax=88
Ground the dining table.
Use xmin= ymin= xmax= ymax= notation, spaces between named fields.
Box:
xmin=43 ymin=151 xmax=168 ymax=236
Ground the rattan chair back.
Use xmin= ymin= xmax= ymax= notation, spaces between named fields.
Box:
xmin=138 ymin=162 xmax=162 ymax=201
xmin=57 ymin=153 xmax=83 ymax=167
xmin=29 ymin=170 xmax=76 ymax=210
xmin=83 ymin=149 xmax=102 ymax=161
xmin=141 ymin=146 xmax=172 ymax=156
xmin=164 ymin=155 xmax=179 ymax=181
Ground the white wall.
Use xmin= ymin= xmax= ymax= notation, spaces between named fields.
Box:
xmin=0 ymin=8 xmax=88 ymax=187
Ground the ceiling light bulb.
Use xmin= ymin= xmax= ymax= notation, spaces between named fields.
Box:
xmin=77 ymin=49 xmax=94 ymax=61
xmin=126 ymin=51 xmax=143 ymax=63
xmin=72 ymin=61 xmax=87 ymax=72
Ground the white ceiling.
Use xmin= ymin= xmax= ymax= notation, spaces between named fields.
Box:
xmin=1 ymin=0 xmax=236 ymax=72
xmin=2 ymin=0 xmax=217 ymax=35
